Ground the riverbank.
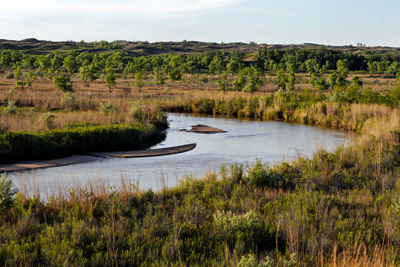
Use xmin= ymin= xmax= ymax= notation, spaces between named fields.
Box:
xmin=0 ymin=109 xmax=399 ymax=266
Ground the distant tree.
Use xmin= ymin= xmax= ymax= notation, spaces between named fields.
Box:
xmin=336 ymin=59 xmax=349 ymax=86
xmin=63 ymin=56 xmax=77 ymax=75
xmin=105 ymin=67 xmax=116 ymax=93
xmin=26 ymin=70 xmax=37 ymax=89
xmin=352 ymin=75 xmax=363 ymax=90
xmin=79 ymin=64 xmax=97 ymax=87
xmin=329 ymin=72 xmax=338 ymax=89
xmin=217 ymin=71 xmax=229 ymax=94
xmin=286 ymin=63 xmax=296 ymax=92
xmin=54 ymin=74 xmax=74 ymax=92
xmin=134 ymin=71 xmax=144 ymax=91
xmin=232 ymin=70 xmax=246 ymax=92
xmin=243 ymin=67 xmax=264 ymax=95
xmin=14 ymin=66 xmax=26 ymax=90
xmin=276 ymin=69 xmax=288 ymax=90
xmin=168 ymin=69 xmax=182 ymax=82
xmin=367 ymin=61 xmax=376 ymax=77
xmin=153 ymin=66 xmax=166 ymax=87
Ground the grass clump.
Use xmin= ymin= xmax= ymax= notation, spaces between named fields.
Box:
xmin=130 ymin=101 xmax=142 ymax=119
xmin=41 ymin=112 xmax=56 ymax=130
xmin=100 ymin=102 xmax=116 ymax=114
xmin=60 ymin=92 xmax=76 ymax=110
xmin=3 ymin=100 xmax=17 ymax=115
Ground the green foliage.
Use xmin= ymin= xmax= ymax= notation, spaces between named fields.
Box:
xmin=60 ymin=92 xmax=76 ymax=110
xmin=217 ymin=71 xmax=229 ymax=94
xmin=54 ymin=74 xmax=74 ymax=92
xmin=25 ymin=70 xmax=37 ymax=88
xmin=243 ymin=159 xmax=284 ymax=188
xmin=0 ymin=121 xmax=9 ymax=135
xmin=238 ymin=254 xmax=274 ymax=267
xmin=141 ymin=93 xmax=150 ymax=99
xmin=104 ymin=67 xmax=116 ymax=93
xmin=130 ymin=101 xmax=143 ymax=119
xmin=164 ymin=87 xmax=171 ymax=93
xmin=5 ymin=72 xmax=14 ymax=79
xmin=4 ymin=100 xmax=17 ymax=114
xmin=41 ymin=112 xmax=56 ymax=130
xmin=0 ymin=173 xmax=17 ymax=213
xmin=0 ymin=123 xmax=164 ymax=163
xmin=214 ymin=210 xmax=261 ymax=239
xmin=99 ymin=102 xmax=116 ymax=114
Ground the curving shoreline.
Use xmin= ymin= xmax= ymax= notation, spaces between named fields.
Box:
xmin=0 ymin=143 xmax=196 ymax=173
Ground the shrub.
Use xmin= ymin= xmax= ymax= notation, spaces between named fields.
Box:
xmin=42 ymin=112 xmax=56 ymax=130
xmin=164 ymin=87 xmax=171 ymax=93
xmin=54 ymin=74 xmax=74 ymax=92
xmin=130 ymin=101 xmax=142 ymax=120
xmin=7 ymin=87 xmax=16 ymax=96
xmin=4 ymin=100 xmax=17 ymax=114
xmin=88 ymin=91 xmax=93 ymax=99
xmin=0 ymin=173 xmax=17 ymax=213
xmin=0 ymin=121 xmax=9 ymax=135
xmin=214 ymin=210 xmax=261 ymax=239
xmin=60 ymin=92 xmax=77 ymax=110
xmin=141 ymin=93 xmax=150 ymax=99
xmin=100 ymin=102 xmax=116 ymax=114
xmin=238 ymin=254 xmax=274 ymax=267
xmin=243 ymin=159 xmax=284 ymax=189
xmin=5 ymin=72 xmax=14 ymax=79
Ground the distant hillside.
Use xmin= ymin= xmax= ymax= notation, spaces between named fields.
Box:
xmin=0 ymin=38 xmax=399 ymax=57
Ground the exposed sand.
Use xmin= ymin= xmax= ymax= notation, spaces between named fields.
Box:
xmin=0 ymin=155 xmax=101 ymax=173
xmin=0 ymin=143 xmax=197 ymax=173
xmin=179 ymin=124 xmax=227 ymax=134
xmin=87 ymin=143 xmax=197 ymax=158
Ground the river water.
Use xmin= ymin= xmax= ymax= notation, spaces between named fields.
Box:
xmin=12 ymin=113 xmax=352 ymax=194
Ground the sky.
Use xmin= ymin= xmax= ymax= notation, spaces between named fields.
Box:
xmin=1 ymin=0 xmax=400 ymax=46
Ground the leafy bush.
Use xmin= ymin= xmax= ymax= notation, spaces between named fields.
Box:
xmin=238 ymin=254 xmax=274 ymax=267
xmin=243 ymin=159 xmax=284 ymax=188
xmin=60 ymin=92 xmax=76 ymax=110
xmin=214 ymin=210 xmax=261 ymax=239
xmin=164 ymin=87 xmax=171 ymax=93
xmin=54 ymin=74 xmax=74 ymax=92
xmin=5 ymin=73 xmax=14 ymax=79
xmin=4 ymin=100 xmax=17 ymax=114
xmin=7 ymin=87 xmax=16 ymax=96
xmin=0 ymin=173 xmax=17 ymax=213
xmin=130 ymin=101 xmax=142 ymax=119
xmin=0 ymin=121 xmax=9 ymax=135
xmin=100 ymin=102 xmax=116 ymax=114
xmin=0 ymin=123 xmax=165 ymax=163
xmin=41 ymin=112 xmax=56 ymax=130
xmin=141 ymin=93 xmax=150 ymax=99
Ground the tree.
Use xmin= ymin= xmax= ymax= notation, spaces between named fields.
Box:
xmin=134 ymin=71 xmax=144 ymax=91
xmin=168 ymin=69 xmax=182 ymax=82
xmin=14 ymin=65 xmax=26 ymax=90
xmin=26 ymin=70 xmax=37 ymax=89
xmin=153 ymin=66 xmax=166 ymax=87
xmin=286 ymin=63 xmax=296 ymax=92
xmin=232 ymin=71 xmax=246 ymax=92
xmin=352 ymin=75 xmax=363 ymax=90
xmin=243 ymin=67 xmax=264 ymax=95
xmin=276 ymin=69 xmax=288 ymax=90
xmin=329 ymin=72 xmax=338 ymax=89
xmin=63 ymin=56 xmax=77 ymax=75
xmin=336 ymin=59 xmax=349 ymax=87
xmin=217 ymin=71 xmax=229 ymax=94
xmin=105 ymin=67 xmax=116 ymax=93
xmin=367 ymin=61 xmax=376 ymax=77
xmin=54 ymin=74 xmax=74 ymax=92
xmin=79 ymin=64 xmax=97 ymax=87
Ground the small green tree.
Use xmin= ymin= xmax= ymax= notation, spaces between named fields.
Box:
xmin=153 ymin=67 xmax=166 ymax=87
xmin=79 ymin=64 xmax=97 ymax=87
xmin=168 ymin=69 xmax=182 ymax=82
xmin=352 ymin=75 xmax=363 ymax=90
xmin=329 ymin=72 xmax=338 ymax=89
xmin=217 ymin=71 xmax=229 ymax=94
xmin=105 ymin=67 xmax=116 ymax=93
xmin=63 ymin=56 xmax=77 ymax=75
xmin=135 ymin=71 xmax=144 ymax=91
xmin=14 ymin=65 xmax=26 ymax=90
xmin=233 ymin=71 xmax=246 ymax=92
xmin=4 ymin=101 xmax=17 ymax=114
xmin=26 ymin=70 xmax=37 ymax=89
xmin=243 ymin=67 xmax=264 ymax=95
xmin=0 ymin=174 xmax=17 ymax=214
xmin=276 ymin=69 xmax=288 ymax=90
xmin=54 ymin=74 xmax=74 ymax=92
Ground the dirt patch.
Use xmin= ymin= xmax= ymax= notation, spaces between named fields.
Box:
xmin=179 ymin=124 xmax=227 ymax=134
xmin=88 ymin=143 xmax=196 ymax=158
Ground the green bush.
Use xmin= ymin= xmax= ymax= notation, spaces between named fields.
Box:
xmin=5 ymin=73 xmax=14 ymax=79
xmin=0 ymin=121 xmax=8 ymax=135
xmin=0 ymin=174 xmax=17 ymax=213
xmin=130 ymin=101 xmax=142 ymax=119
xmin=100 ymin=102 xmax=116 ymax=114
xmin=243 ymin=159 xmax=284 ymax=189
xmin=238 ymin=254 xmax=274 ymax=267
xmin=4 ymin=100 xmax=17 ymax=114
xmin=41 ymin=112 xmax=56 ymax=130
xmin=0 ymin=123 xmax=165 ymax=163
xmin=60 ymin=92 xmax=76 ymax=110
xmin=141 ymin=93 xmax=150 ymax=99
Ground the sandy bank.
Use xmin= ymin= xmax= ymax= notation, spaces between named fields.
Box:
xmin=0 ymin=143 xmax=197 ymax=173
xmin=179 ymin=124 xmax=227 ymax=134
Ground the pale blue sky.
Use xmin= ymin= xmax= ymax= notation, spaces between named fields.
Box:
xmin=1 ymin=0 xmax=399 ymax=46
